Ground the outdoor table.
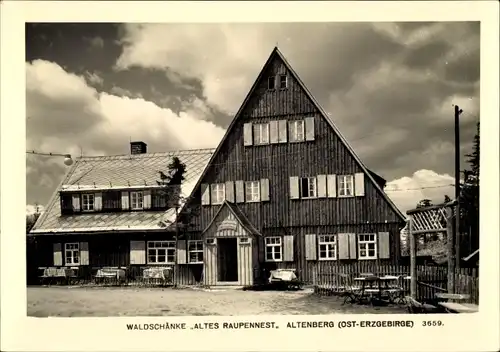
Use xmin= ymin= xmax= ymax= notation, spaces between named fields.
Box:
xmin=95 ymin=268 xmax=126 ymax=284
xmin=39 ymin=267 xmax=77 ymax=285
xmin=438 ymin=302 xmax=478 ymax=313
xmin=353 ymin=276 xmax=400 ymax=304
xmin=142 ymin=267 xmax=173 ymax=285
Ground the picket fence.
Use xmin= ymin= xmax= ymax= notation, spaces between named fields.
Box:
xmin=312 ymin=262 xmax=479 ymax=305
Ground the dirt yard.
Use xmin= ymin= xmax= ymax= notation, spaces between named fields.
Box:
xmin=27 ymin=286 xmax=408 ymax=317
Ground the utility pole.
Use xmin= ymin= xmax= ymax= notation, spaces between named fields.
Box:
xmin=454 ymin=105 xmax=463 ymax=270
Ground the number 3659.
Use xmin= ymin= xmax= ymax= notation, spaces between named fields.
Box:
xmin=422 ymin=320 xmax=443 ymax=327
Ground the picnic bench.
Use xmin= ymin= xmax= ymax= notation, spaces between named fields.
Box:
xmin=346 ymin=275 xmax=407 ymax=305
xmin=435 ymin=293 xmax=478 ymax=313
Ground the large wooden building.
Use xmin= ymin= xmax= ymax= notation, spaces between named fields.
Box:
xmin=29 ymin=47 xmax=406 ymax=286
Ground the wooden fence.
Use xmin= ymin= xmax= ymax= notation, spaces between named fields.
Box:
xmin=312 ymin=262 xmax=479 ymax=305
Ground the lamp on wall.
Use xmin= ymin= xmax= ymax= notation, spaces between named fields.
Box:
xmin=26 ymin=150 xmax=74 ymax=166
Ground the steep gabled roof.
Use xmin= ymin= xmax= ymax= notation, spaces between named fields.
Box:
xmin=30 ymin=148 xmax=214 ymax=234
xmin=201 ymin=201 xmax=262 ymax=236
xmin=184 ymin=46 xmax=406 ymax=221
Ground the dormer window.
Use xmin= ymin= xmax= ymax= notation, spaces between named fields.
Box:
xmin=82 ymin=194 xmax=95 ymax=211
xmin=267 ymin=76 xmax=276 ymax=90
xmin=279 ymin=75 xmax=288 ymax=89
xmin=130 ymin=191 xmax=144 ymax=210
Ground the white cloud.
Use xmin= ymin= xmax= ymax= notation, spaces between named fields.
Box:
xmin=26 ymin=60 xmax=226 ymax=205
xmin=385 ymin=169 xmax=455 ymax=213
xmin=85 ymin=71 xmax=104 ymax=86
xmin=114 ymin=24 xmax=328 ymax=114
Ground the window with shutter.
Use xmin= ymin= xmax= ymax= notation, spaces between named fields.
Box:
xmin=235 ymin=180 xmax=245 ymax=203
xmin=354 ymin=172 xmax=365 ymax=196
xmin=317 ymin=175 xmax=327 ymax=198
xmin=211 ymin=183 xmax=225 ymax=205
xmin=357 ymin=234 xmax=377 ymax=260
xmin=283 ymin=235 xmax=294 ymax=262
xmin=318 ymin=235 xmax=336 ymax=260
xmin=378 ymin=232 xmax=391 ymax=259
xmin=289 ymin=176 xmax=299 ymax=199
xmin=289 ymin=120 xmax=305 ymax=142
xmin=253 ymin=123 xmax=270 ymax=145
xmin=243 ymin=123 xmax=253 ymax=146
xmin=201 ymin=183 xmax=210 ymax=205
xmin=338 ymin=175 xmax=354 ymax=197
xmin=245 ymin=181 xmax=260 ymax=202
xmin=304 ymin=117 xmax=315 ymax=141
xmin=305 ymin=234 xmax=317 ymax=261
xmin=300 ymin=177 xmax=317 ymax=198
xmin=265 ymin=237 xmax=282 ymax=262
xmin=260 ymin=178 xmax=270 ymax=202
xmin=82 ymin=194 xmax=95 ymax=211
xmin=147 ymin=241 xmax=176 ymax=264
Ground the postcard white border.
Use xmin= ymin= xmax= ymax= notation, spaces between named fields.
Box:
xmin=1 ymin=1 xmax=499 ymax=351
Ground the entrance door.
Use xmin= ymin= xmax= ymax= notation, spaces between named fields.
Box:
xmin=217 ymin=238 xmax=238 ymax=282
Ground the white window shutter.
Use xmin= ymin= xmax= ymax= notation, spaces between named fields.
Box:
xmin=305 ymin=234 xmax=317 ymax=261
xmin=355 ymin=173 xmax=365 ymax=196
xmin=378 ymin=232 xmax=390 ymax=259
xmin=53 ymin=243 xmax=62 ymax=266
xmin=348 ymin=233 xmax=357 ymax=259
xmin=121 ymin=191 xmax=129 ymax=210
xmin=305 ymin=117 xmax=315 ymax=141
xmin=327 ymin=174 xmax=337 ymax=198
xmin=260 ymin=179 xmax=270 ymax=201
xmin=72 ymin=194 xmax=80 ymax=211
xmin=177 ymin=240 xmax=187 ymax=264
xmin=143 ymin=190 xmax=152 ymax=209
xmin=130 ymin=241 xmax=146 ymax=265
xmin=201 ymin=183 xmax=210 ymax=205
xmin=94 ymin=193 xmax=103 ymax=211
xmin=235 ymin=180 xmax=245 ymax=203
xmin=80 ymin=242 xmax=89 ymax=265
xmin=278 ymin=120 xmax=287 ymax=143
xmin=289 ymin=176 xmax=299 ymax=199
xmin=269 ymin=120 xmax=279 ymax=144
xmin=283 ymin=235 xmax=294 ymax=261
xmin=337 ymin=233 xmax=350 ymax=260
xmin=317 ymin=175 xmax=327 ymax=198
xmin=225 ymin=181 xmax=235 ymax=202
xmin=243 ymin=123 xmax=253 ymax=146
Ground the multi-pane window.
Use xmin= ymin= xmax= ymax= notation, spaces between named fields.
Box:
xmin=358 ymin=234 xmax=377 ymax=259
xmin=289 ymin=120 xmax=305 ymax=142
xmin=147 ymin=241 xmax=176 ymax=264
xmin=245 ymin=181 xmax=260 ymax=202
xmin=318 ymin=235 xmax=337 ymax=260
xmin=265 ymin=237 xmax=282 ymax=262
xmin=211 ymin=183 xmax=225 ymax=205
xmin=152 ymin=190 xmax=167 ymax=209
xmin=338 ymin=175 xmax=354 ymax=197
xmin=103 ymin=191 xmax=121 ymax=211
xmin=253 ymin=123 xmax=270 ymax=145
xmin=279 ymin=75 xmax=288 ymax=89
xmin=65 ymin=243 xmax=80 ymax=265
xmin=188 ymin=240 xmax=204 ymax=264
xmin=267 ymin=76 xmax=276 ymax=90
xmin=130 ymin=191 xmax=144 ymax=210
xmin=82 ymin=194 xmax=94 ymax=211
xmin=300 ymin=177 xmax=317 ymax=198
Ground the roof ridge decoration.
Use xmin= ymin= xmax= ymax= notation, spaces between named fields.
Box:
xmin=183 ymin=46 xmax=406 ymax=221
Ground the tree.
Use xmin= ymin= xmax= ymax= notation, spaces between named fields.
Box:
xmin=459 ymin=121 xmax=480 ymax=256
xmin=26 ymin=204 xmax=41 ymax=233
xmin=416 ymin=199 xmax=433 ymax=208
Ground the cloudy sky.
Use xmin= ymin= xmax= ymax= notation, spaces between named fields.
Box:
xmin=25 ymin=22 xmax=480 ymax=214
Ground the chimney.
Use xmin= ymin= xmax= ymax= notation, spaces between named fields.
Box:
xmin=130 ymin=141 xmax=147 ymax=154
